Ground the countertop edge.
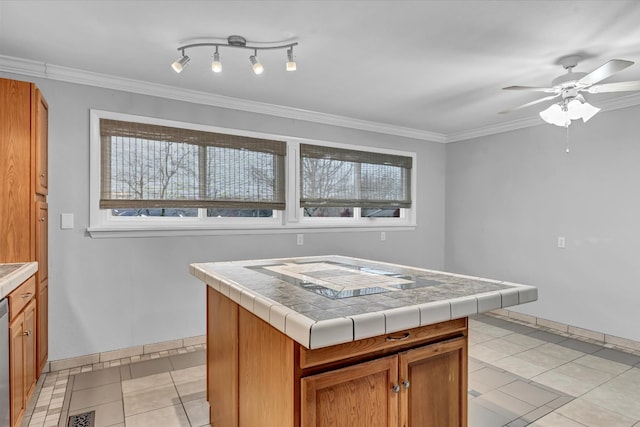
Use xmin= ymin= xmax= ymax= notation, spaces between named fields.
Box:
xmin=0 ymin=262 xmax=38 ymax=299
xmin=190 ymin=260 xmax=538 ymax=350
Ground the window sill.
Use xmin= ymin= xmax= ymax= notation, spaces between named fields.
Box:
xmin=86 ymin=223 xmax=417 ymax=239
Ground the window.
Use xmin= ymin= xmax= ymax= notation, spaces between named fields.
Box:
xmin=99 ymin=118 xmax=285 ymax=211
xmin=89 ymin=110 xmax=416 ymax=236
xmin=300 ymin=143 xmax=412 ymax=221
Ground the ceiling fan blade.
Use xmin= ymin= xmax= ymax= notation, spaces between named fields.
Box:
xmin=578 ymin=59 xmax=634 ymax=86
xmin=503 ymin=85 xmax=558 ymax=93
xmin=499 ymin=94 xmax=561 ymax=114
xmin=586 ymin=80 xmax=640 ymax=93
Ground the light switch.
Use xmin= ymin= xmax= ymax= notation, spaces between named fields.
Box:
xmin=61 ymin=213 xmax=74 ymax=230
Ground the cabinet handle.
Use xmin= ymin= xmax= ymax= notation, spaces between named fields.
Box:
xmin=391 ymin=383 xmax=400 ymax=393
xmin=386 ymin=332 xmax=410 ymax=342
xmin=402 ymin=380 xmax=410 ymax=389
xmin=24 ymin=330 xmax=32 ymax=336
xmin=40 ymin=217 xmax=45 ymax=222
xmin=40 ymin=173 xmax=45 ymax=178
xmin=22 ymin=292 xmax=33 ymax=299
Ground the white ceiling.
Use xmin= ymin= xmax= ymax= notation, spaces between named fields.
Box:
xmin=2 ymin=0 xmax=640 ymax=141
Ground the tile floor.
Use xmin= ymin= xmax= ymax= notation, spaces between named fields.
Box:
xmin=21 ymin=314 xmax=640 ymax=427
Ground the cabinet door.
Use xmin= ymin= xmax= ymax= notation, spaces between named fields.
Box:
xmin=37 ymin=283 xmax=48 ymax=374
xmin=34 ymin=88 xmax=48 ymax=196
xmin=9 ymin=314 xmax=25 ymax=427
xmin=301 ymin=354 xmax=398 ymax=427
xmin=398 ymin=337 xmax=467 ymax=427
xmin=23 ymin=300 xmax=37 ymax=399
xmin=36 ymin=201 xmax=48 ymax=283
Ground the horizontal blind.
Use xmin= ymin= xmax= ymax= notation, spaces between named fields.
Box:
xmin=100 ymin=119 xmax=286 ymax=210
xmin=300 ymin=144 xmax=412 ymax=208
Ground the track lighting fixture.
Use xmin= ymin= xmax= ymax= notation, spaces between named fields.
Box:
xmin=211 ymin=47 xmax=222 ymax=73
xmin=249 ymin=51 xmax=264 ymax=75
xmin=171 ymin=51 xmax=190 ymax=73
xmin=171 ymin=35 xmax=298 ymax=76
xmin=286 ymin=48 xmax=296 ymax=71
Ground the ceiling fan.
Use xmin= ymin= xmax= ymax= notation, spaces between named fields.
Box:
xmin=500 ymin=55 xmax=640 ymax=127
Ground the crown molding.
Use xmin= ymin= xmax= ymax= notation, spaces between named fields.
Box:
xmin=0 ymin=54 xmax=446 ymax=143
xmin=2 ymin=54 xmax=639 ymax=144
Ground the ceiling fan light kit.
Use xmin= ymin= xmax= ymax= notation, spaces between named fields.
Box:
xmin=171 ymin=35 xmax=298 ymax=75
xmin=501 ymin=55 xmax=640 ymax=127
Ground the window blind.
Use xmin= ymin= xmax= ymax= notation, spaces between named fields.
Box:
xmin=300 ymin=144 xmax=412 ymax=208
xmin=100 ymin=119 xmax=286 ymax=210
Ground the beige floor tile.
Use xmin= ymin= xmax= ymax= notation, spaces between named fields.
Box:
xmin=123 ymin=384 xmax=181 ymax=416
xmin=124 ymin=404 xmax=190 ymax=427
xmin=183 ymin=398 xmax=210 ymax=427
xmin=469 ymin=343 xmax=509 ymax=363
xmin=491 ymin=356 xmax=549 ymax=379
xmin=175 ymin=379 xmax=206 ymax=402
xmin=555 ymin=398 xmax=636 ymax=427
xmin=531 ymin=370 xmax=596 ymax=397
xmin=68 ymin=382 xmax=122 ymax=412
xmin=475 ymin=389 xmax=536 ymax=418
xmin=170 ymin=365 xmax=206 ymax=385
xmin=501 ymin=332 xmax=547 ymax=349
xmin=530 ymin=411 xmax=590 ymax=427
xmin=72 ymin=367 xmax=122 ymax=391
xmin=469 ymin=330 xmax=497 ymax=344
xmin=535 ymin=343 xmax=584 ymax=363
xmin=550 ymin=362 xmax=615 ymax=387
xmin=122 ymin=372 xmax=173 ymax=395
xmin=573 ymin=354 xmax=632 ymax=376
xmin=479 ymin=337 xmax=529 ymax=356
xmin=512 ymin=349 xmax=567 ymax=370
xmin=472 ymin=324 xmax=514 ymax=338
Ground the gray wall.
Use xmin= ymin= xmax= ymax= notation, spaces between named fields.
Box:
xmin=1 ymin=73 xmax=446 ymax=360
xmin=445 ymin=105 xmax=640 ymax=342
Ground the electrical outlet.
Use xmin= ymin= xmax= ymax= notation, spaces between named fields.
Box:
xmin=381 ymin=231 xmax=386 ymax=241
xmin=297 ymin=234 xmax=304 ymax=245
xmin=557 ymin=236 xmax=566 ymax=248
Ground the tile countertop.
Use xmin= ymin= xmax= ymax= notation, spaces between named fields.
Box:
xmin=0 ymin=262 xmax=38 ymax=299
xmin=190 ymin=255 xmax=538 ymax=350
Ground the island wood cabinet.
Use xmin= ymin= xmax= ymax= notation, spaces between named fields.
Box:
xmin=8 ymin=276 xmax=37 ymax=427
xmin=207 ymin=288 xmax=468 ymax=427
xmin=1 ymin=77 xmax=49 ymax=427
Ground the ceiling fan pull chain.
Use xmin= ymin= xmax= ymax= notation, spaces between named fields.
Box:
xmin=565 ymin=125 xmax=570 ymax=153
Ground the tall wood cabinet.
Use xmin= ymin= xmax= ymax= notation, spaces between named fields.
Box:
xmin=1 ymin=77 xmax=49 ymax=427
xmin=207 ymin=288 xmax=468 ymax=427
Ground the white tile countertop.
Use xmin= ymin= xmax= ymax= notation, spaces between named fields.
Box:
xmin=0 ymin=262 xmax=38 ymax=299
xmin=190 ymin=255 xmax=538 ymax=349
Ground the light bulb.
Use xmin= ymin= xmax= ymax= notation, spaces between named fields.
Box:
xmin=286 ymin=49 xmax=296 ymax=71
xmin=171 ymin=55 xmax=190 ymax=73
xmin=250 ymin=55 xmax=264 ymax=75
xmin=211 ymin=51 xmax=222 ymax=73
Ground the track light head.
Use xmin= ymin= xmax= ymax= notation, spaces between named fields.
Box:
xmin=172 ymin=54 xmax=190 ymax=73
xmin=250 ymin=54 xmax=264 ymax=75
xmin=211 ymin=50 xmax=222 ymax=73
xmin=286 ymin=48 xmax=296 ymax=72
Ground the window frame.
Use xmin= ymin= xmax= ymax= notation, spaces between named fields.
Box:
xmin=88 ymin=110 xmax=417 ymax=238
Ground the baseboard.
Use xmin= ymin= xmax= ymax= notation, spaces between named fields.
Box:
xmin=490 ymin=308 xmax=640 ymax=353
xmin=48 ymin=334 xmax=206 ymax=372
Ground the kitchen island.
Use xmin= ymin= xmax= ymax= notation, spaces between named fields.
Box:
xmin=190 ymin=255 xmax=538 ymax=427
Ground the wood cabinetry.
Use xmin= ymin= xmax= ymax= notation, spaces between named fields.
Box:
xmin=8 ymin=277 xmax=37 ymax=427
xmin=1 ymin=77 xmax=49 ymax=427
xmin=207 ymin=288 xmax=468 ymax=427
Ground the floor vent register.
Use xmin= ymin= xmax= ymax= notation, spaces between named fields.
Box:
xmin=67 ymin=411 xmax=95 ymax=427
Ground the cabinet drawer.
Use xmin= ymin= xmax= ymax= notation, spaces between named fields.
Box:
xmin=300 ymin=317 xmax=467 ymax=370
xmin=8 ymin=275 xmax=36 ymax=320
